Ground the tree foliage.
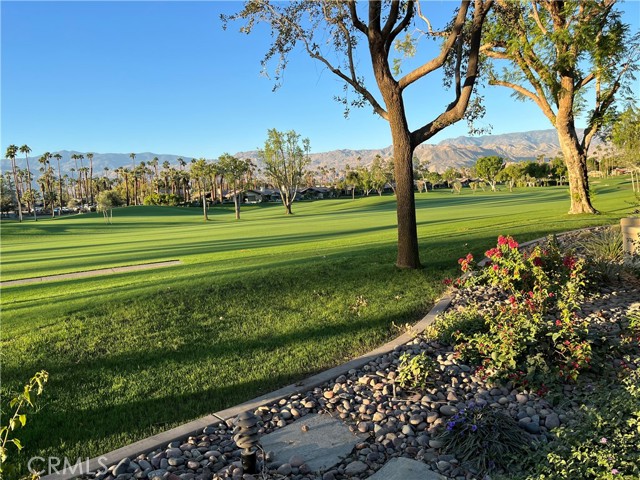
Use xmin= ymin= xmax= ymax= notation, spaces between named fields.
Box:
xmin=96 ymin=190 xmax=123 ymax=224
xmin=474 ymin=155 xmax=505 ymax=190
xmin=258 ymin=129 xmax=310 ymax=215
xmin=218 ymin=154 xmax=252 ymax=219
xmin=610 ymin=104 xmax=640 ymax=168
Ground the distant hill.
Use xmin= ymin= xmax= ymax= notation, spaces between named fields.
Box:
xmin=2 ymin=129 xmax=603 ymax=175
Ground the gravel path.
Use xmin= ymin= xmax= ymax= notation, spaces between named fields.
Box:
xmin=1 ymin=261 xmax=181 ymax=287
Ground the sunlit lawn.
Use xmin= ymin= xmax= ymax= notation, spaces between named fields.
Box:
xmin=0 ymin=177 xmax=634 ymax=472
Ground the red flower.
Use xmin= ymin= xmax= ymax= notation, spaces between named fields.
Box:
xmin=563 ymin=255 xmax=576 ymax=270
xmin=533 ymin=257 xmax=543 ymax=267
xmin=492 ymin=264 xmax=499 ymax=272
xmin=508 ymin=238 xmax=519 ymax=249
xmin=443 ymin=278 xmax=453 ymax=286
xmin=555 ymin=320 xmax=562 ymax=327
xmin=497 ymin=235 xmax=508 ymax=246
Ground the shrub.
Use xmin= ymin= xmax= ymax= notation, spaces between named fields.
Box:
xmin=434 ymin=403 xmax=531 ymax=475
xmin=143 ymin=193 xmax=183 ymax=206
xmin=511 ymin=370 xmax=640 ymax=480
xmin=396 ymin=351 xmax=437 ymax=390
xmin=451 ymin=235 xmax=591 ymax=386
xmin=577 ymin=227 xmax=624 ymax=281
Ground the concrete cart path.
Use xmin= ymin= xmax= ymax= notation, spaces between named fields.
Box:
xmin=1 ymin=260 xmax=181 ymax=287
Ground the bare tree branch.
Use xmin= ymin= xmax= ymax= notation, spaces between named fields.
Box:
xmin=347 ymin=0 xmax=367 ymax=33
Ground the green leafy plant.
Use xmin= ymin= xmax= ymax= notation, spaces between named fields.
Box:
xmin=510 ymin=370 xmax=640 ymax=480
xmin=396 ymin=351 xmax=437 ymax=390
xmin=434 ymin=403 xmax=531 ymax=475
xmin=1 ymin=370 xmax=49 ymax=479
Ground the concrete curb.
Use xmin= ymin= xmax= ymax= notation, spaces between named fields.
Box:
xmin=41 ymin=294 xmax=454 ymax=480
xmin=40 ymin=226 xmax=607 ymax=479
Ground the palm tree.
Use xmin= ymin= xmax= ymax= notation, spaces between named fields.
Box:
xmin=129 ymin=153 xmax=137 ymax=204
xmin=53 ymin=153 xmax=64 ymax=216
xmin=150 ymin=157 xmax=159 ymax=194
xmin=71 ymin=154 xmax=85 ymax=201
xmin=87 ymin=153 xmax=94 ymax=204
xmin=123 ymin=168 xmax=131 ymax=206
xmin=38 ymin=152 xmax=52 ymax=213
xmin=5 ymin=145 xmax=22 ymax=221
xmin=19 ymin=144 xmax=36 ymax=221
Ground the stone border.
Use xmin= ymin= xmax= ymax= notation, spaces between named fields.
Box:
xmin=1 ymin=261 xmax=182 ymax=287
xmin=40 ymin=227 xmax=607 ymax=480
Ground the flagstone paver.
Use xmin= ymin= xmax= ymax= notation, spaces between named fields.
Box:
xmin=260 ymin=413 xmax=362 ymax=473
xmin=365 ymin=457 xmax=446 ymax=480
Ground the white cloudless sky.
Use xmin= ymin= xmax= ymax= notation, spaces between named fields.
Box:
xmin=2 ymin=1 xmax=639 ymax=158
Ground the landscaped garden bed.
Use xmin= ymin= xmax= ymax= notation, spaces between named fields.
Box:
xmin=75 ymin=228 xmax=639 ymax=480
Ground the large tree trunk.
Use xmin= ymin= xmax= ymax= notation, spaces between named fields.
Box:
xmin=392 ymin=128 xmax=420 ymax=269
xmin=556 ymin=119 xmax=597 ymax=214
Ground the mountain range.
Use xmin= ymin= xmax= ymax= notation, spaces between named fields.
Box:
xmin=2 ymin=129 xmax=602 ymax=175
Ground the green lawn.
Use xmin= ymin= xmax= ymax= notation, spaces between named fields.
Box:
xmin=0 ymin=178 xmax=635 ymax=472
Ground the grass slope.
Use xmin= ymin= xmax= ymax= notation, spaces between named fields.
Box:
xmin=0 ymin=179 xmax=634 ymax=471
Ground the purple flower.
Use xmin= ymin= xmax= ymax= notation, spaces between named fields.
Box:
xmin=471 ymin=424 xmax=478 ymax=432
xmin=447 ymin=421 xmax=456 ymax=431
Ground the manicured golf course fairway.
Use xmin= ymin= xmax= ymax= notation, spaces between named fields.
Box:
xmin=1 ymin=179 xmax=635 ymax=471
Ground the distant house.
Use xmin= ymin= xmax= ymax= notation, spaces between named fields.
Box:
xmin=258 ymin=187 xmax=303 ymax=202
xmin=223 ymin=189 xmax=264 ymax=204
xmin=299 ymin=186 xmax=334 ymax=200
xmin=243 ymin=190 xmax=264 ymax=203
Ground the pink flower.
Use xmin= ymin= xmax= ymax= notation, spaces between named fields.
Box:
xmin=611 ymin=469 xmax=619 ymax=475
xmin=600 ymin=437 xmax=608 ymax=444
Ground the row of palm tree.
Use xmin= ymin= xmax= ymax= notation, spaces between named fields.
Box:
xmin=4 ymin=146 xmax=401 ymax=222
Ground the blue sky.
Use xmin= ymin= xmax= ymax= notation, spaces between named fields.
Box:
xmin=2 ymin=1 xmax=639 ymax=158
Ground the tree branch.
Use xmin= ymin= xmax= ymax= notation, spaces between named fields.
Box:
xmin=490 ymin=78 xmax=557 ymax=123
xmin=398 ymin=0 xmax=471 ymax=90
xmin=381 ymin=0 xmax=400 ymax=40
xmin=531 ymin=0 xmax=548 ymax=35
xmin=385 ymin=1 xmax=415 ymax=53
xmin=265 ymin=1 xmax=389 ymax=120
xmin=347 ymin=0 xmax=367 ymax=33
xmin=410 ymin=0 xmax=494 ymax=145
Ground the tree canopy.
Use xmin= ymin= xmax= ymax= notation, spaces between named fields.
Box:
xmin=258 ymin=129 xmax=310 ymax=215
xmin=474 ymin=155 xmax=505 ymax=190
